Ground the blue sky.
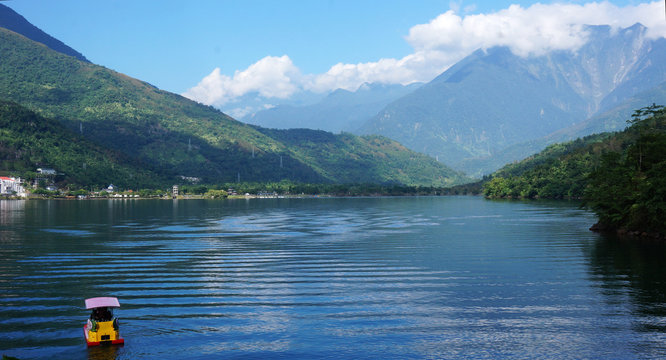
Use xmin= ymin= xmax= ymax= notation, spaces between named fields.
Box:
xmin=6 ymin=0 xmax=458 ymax=92
xmin=4 ymin=0 xmax=661 ymax=115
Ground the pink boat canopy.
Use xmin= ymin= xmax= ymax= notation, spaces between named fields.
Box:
xmin=85 ymin=297 xmax=121 ymax=309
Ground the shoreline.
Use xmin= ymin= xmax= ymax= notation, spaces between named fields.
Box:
xmin=5 ymin=191 xmax=481 ymax=200
xmin=590 ymin=222 xmax=665 ymax=242
xmin=7 ymin=194 xmax=454 ymax=201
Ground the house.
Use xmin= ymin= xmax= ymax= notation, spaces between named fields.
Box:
xmin=0 ymin=177 xmax=26 ymax=197
xmin=107 ymin=184 xmax=117 ymax=192
xmin=37 ymin=168 xmax=57 ymax=175
xmin=179 ymin=175 xmax=201 ymax=183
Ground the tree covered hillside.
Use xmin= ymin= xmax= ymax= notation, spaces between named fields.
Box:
xmin=483 ymin=133 xmax=611 ymax=199
xmin=0 ymin=26 xmax=463 ymax=186
xmin=484 ymin=105 xmax=666 ymax=235
xmin=585 ymin=107 xmax=666 ymax=235
xmin=0 ymin=27 xmax=299 ymax=183
xmin=0 ymin=100 xmax=164 ymax=188
xmin=258 ymin=128 xmax=467 ymax=186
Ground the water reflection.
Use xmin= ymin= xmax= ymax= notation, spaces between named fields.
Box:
xmin=588 ymin=234 xmax=666 ymax=331
xmin=0 ymin=200 xmax=25 ymax=225
xmin=87 ymin=344 xmax=121 ymax=360
xmin=0 ymin=200 xmax=25 ymax=247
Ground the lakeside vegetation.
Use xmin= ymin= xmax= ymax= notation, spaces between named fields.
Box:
xmin=27 ymin=181 xmax=479 ymax=199
xmin=483 ymin=104 xmax=666 ymax=236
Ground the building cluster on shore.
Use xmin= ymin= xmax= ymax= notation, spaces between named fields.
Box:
xmin=3 ymin=166 xmax=285 ymax=200
xmin=0 ymin=176 xmax=26 ymax=197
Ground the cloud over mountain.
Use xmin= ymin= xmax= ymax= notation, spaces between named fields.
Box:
xmin=183 ymin=55 xmax=303 ymax=106
xmin=184 ymin=1 xmax=666 ymax=108
xmin=407 ymin=1 xmax=666 ymax=57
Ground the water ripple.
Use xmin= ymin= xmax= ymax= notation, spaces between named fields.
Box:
xmin=1 ymin=198 xmax=664 ymax=359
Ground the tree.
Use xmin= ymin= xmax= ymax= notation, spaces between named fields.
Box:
xmin=629 ymin=103 xmax=665 ymax=124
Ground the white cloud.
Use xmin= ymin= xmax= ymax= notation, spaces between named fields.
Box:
xmin=226 ymin=106 xmax=256 ymax=119
xmin=227 ymin=103 xmax=276 ymax=119
xmin=183 ymin=55 xmax=302 ymax=106
xmin=406 ymin=1 xmax=666 ymax=58
xmin=307 ymin=55 xmax=428 ymax=93
xmin=184 ymin=1 xmax=666 ymax=108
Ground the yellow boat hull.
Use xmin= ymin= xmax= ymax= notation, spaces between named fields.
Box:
xmin=84 ymin=319 xmax=124 ymax=346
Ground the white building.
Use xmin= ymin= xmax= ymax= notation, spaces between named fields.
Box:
xmin=0 ymin=177 xmax=26 ymax=197
xmin=37 ymin=168 xmax=57 ymax=175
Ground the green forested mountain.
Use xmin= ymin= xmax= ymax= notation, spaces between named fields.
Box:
xmin=0 ymin=26 xmax=465 ymax=186
xmin=258 ymin=128 xmax=466 ymax=186
xmin=585 ymin=108 xmax=666 ymax=234
xmin=0 ymin=100 xmax=164 ymax=188
xmin=482 ymin=133 xmax=611 ymax=199
xmin=484 ymin=106 xmax=666 ymax=234
xmin=483 ymin=109 xmax=666 ymax=199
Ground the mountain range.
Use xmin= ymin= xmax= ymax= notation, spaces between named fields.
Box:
xmin=361 ymin=23 xmax=666 ymax=176
xmin=244 ymin=82 xmax=422 ymax=133
xmin=0 ymin=4 xmax=466 ymax=187
xmin=241 ymin=23 xmax=666 ymax=177
xmin=4 ymin=3 xmax=664 ymax=188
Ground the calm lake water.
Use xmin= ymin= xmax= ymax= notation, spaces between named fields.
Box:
xmin=2 ymin=197 xmax=666 ymax=359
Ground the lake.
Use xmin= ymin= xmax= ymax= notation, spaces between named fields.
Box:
xmin=1 ymin=196 xmax=666 ymax=359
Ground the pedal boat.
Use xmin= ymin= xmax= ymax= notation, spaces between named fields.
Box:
xmin=83 ymin=297 xmax=124 ymax=346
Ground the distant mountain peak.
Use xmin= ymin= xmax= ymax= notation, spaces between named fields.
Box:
xmin=0 ymin=4 xmax=89 ymax=62
xmin=359 ymin=23 xmax=666 ymax=177
xmin=244 ymin=82 xmax=423 ymax=133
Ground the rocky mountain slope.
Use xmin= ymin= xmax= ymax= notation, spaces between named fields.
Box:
xmin=359 ymin=24 xmax=666 ymax=176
